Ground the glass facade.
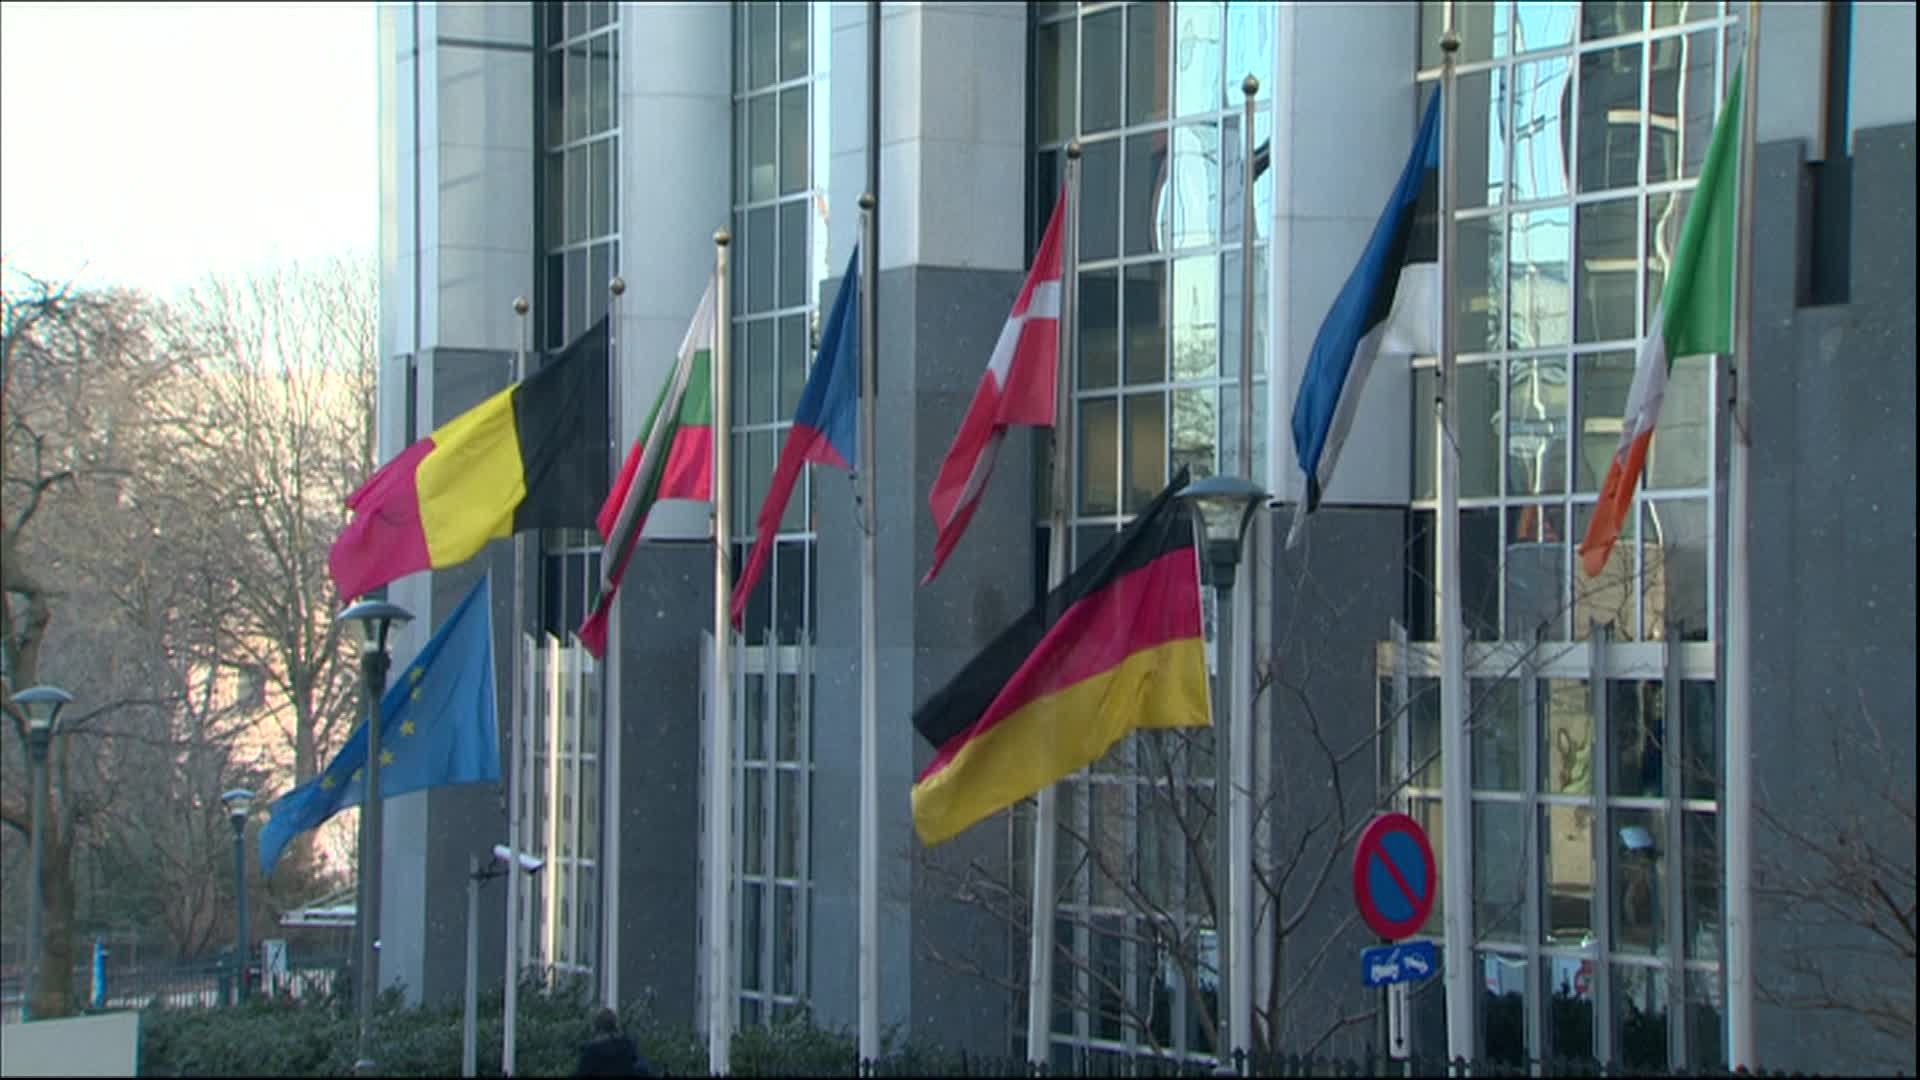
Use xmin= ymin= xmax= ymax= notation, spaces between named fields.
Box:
xmin=1029 ymin=1 xmax=1274 ymax=1067
xmin=1388 ymin=2 xmax=1733 ymax=1069
xmin=725 ymin=0 xmax=829 ymax=1029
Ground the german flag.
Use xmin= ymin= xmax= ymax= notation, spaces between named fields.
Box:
xmin=328 ymin=318 xmax=610 ymax=601
xmin=911 ymin=469 xmax=1211 ymax=847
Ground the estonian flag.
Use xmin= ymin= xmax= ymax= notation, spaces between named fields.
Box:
xmin=910 ymin=469 xmax=1210 ymax=847
xmin=1288 ymin=92 xmax=1442 ymax=545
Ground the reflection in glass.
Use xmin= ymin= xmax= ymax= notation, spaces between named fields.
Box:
xmin=1463 ymin=507 xmax=1501 ymax=641
xmin=1480 ymin=950 xmax=1526 ymax=1065
xmin=1542 ymin=803 xmax=1594 ymax=947
xmin=1218 ymin=383 xmax=1269 ymax=490
xmin=1574 ymin=350 xmax=1635 ymax=491
xmin=1170 ymin=387 xmax=1216 ymax=482
xmin=1686 ymin=968 xmax=1725 ymax=1070
xmin=1452 ymin=70 xmax=1507 ymax=210
xmin=748 ymin=94 xmax=776 ymax=202
xmin=1508 ymin=208 xmax=1571 ymax=349
xmin=1583 ymin=0 xmax=1643 ymax=40
xmin=779 ymin=87 xmax=807 ymax=195
xmin=1167 ymin=124 xmax=1222 ymax=250
xmin=1124 ymin=130 xmax=1169 ymax=257
xmin=1684 ymin=810 xmax=1720 ymax=962
xmin=1613 ymin=964 xmax=1670 ymax=1070
xmin=1507 ymin=503 xmax=1566 ymax=640
xmin=1457 ymin=215 xmax=1506 ymax=353
xmin=1081 ymin=267 xmax=1120 ymax=390
xmin=778 ymin=313 xmax=806 ymax=422
xmin=1170 ymin=256 xmax=1217 ymax=381
xmin=1578 ymin=44 xmax=1644 ymax=193
xmin=1220 ymin=246 xmax=1268 ymax=376
xmin=1413 ymin=367 xmax=1438 ymax=501
xmin=1642 ymin=498 xmax=1709 ymax=641
xmin=1608 ymin=680 xmax=1664 ymax=799
xmin=1082 ymin=9 xmax=1123 ymax=133
xmin=1541 ymin=679 xmax=1592 ymax=796
xmin=1080 ymin=139 xmax=1121 ymax=261
xmin=773 ymin=884 xmax=798 ymax=993
xmin=746 ymin=1 xmax=776 ymax=89
xmin=1471 ymin=678 xmax=1521 ymax=791
xmin=1459 ymin=362 xmax=1502 ymax=498
xmin=1510 ymin=57 xmax=1570 ymax=202
xmin=1222 ymin=0 xmax=1271 ymax=105
xmin=1126 ymin=1 xmax=1169 ymax=127
xmin=1648 ymin=30 xmax=1718 ymax=182
xmin=1647 ymin=356 xmax=1709 ymax=489
xmin=1512 ymin=3 xmax=1575 ymax=53
xmin=778 ymin=201 xmax=807 ymax=309
xmin=1173 ymin=1 xmax=1223 ymax=119
xmin=1408 ymin=678 xmax=1441 ymax=789
xmin=1647 ymin=190 xmax=1686 ymax=327
xmin=740 ymin=881 xmax=763 ymax=990
xmin=1036 ymin=19 xmax=1077 ymax=145
xmin=778 ymin=0 xmax=807 ymax=81
xmin=1612 ymin=806 xmax=1667 ymax=955
xmin=776 ymin=769 xmax=800 ymax=878
xmin=1574 ymin=501 xmax=1637 ymax=637
xmin=1507 ymin=355 xmax=1569 ymax=496
xmin=1576 ymin=198 xmax=1638 ymax=344
xmin=1681 ymin=681 xmax=1717 ymax=797
xmin=1123 ymin=262 xmax=1167 ymax=385
xmin=743 ymin=770 xmax=766 ymax=875
xmin=1475 ymin=801 xmax=1526 ymax=940
xmin=1123 ymin=393 xmax=1167 ymax=513
xmin=1412 ymin=796 xmax=1445 ymax=935
xmin=1453 ymin=0 xmax=1512 ymax=64
xmin=1078 ymin=397 xmax=1120 ymax=515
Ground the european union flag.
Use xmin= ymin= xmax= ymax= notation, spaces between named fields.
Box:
xmin=260 ymin=575 xmax=499 ymax=876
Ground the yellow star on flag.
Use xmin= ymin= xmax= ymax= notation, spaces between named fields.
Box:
xmin=401 ymin=720 xmax=417 ymax=737
xmin=410 ymin=685 xmax=423 ymax=703
xmin=380 ymin=749 xmax=395 ymax=767
xmin=352 ymin=767 xmax=363 ymax=784
xmin=409 ymin=666 xmax=424 ymax=684
xmin=321 ymin=775 xmax=337 ymax=790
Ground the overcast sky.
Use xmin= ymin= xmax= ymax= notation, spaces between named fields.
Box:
xmin=1 ymin=2 xmax=377 ymax=299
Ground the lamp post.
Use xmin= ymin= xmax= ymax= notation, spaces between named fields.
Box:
xmin=221 ymin=788 xmax=255 ymax=1005
xmin=336 ymin=598 xmax=413 ymax=1075
xmin=13 ymin=685 xmax=73 ymax=1023
xmin=1175 ymin=475 xmax=1265 ymax=1072
xmin=466 ymin=845 xmax=543 ymax=1078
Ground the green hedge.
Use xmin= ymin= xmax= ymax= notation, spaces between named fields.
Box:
xmin=135 ymin=975 xmax=967 ymax=1077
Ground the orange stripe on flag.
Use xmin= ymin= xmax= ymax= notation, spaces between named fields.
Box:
xmin=1579 ymin=428 xmax=1654 ymax=578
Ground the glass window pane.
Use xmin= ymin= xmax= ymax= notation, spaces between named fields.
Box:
xmin=1123 ymin=261 xmax=1167 ymax=384
xmin=1542 ymin=678 xmax=1593 ymax=796
xmin=740 ymin=881 xmax=764 ymax=990
xmin=567 ymin=247 xmax=588 ymax=340
xmin=1576 ymin=197 xmax=1640 ymax=344
xmin=779 ymin=88 xmax=808 ymax=196
xmin=1583 ymin=0 xmax=1644 ymax=40
xmin=1647 ymin=356 xmax=1709 ymax=490
xmin=1126 ymin=1 xmax=1169 ymax=126
xmin=1123 ymin=130 xmax=1168 ymax=257
xmin=1648 ymin=30 xmax=1718 ymax=182
xmin=1413 ymin=366 xmax=1438 ymax=500
xmin=747 ymin=1 xmax=776 ymax=90
xmin=778 ymin=313 xmax=807 ymax=419
xmin=778 ymin=0 xmax=808 ymax=81
xmin=1510 ymin=57 xmax=1570 ymax=203
xmin=1641 ymin=498 xmax=1709 ymax=641
xmin=1680 ymin=680 xmax=1717 ymax=797
xmin=1418 ymin=0 xmax=1443 ymax=69
xmin=1122 ymin=393 xmax=1166 ymax=513
xmin=1613 ymin=806 xmax=1668 ymax=956
xmin=773 ymin=884 xmax=799 ymax=994
xmin=1454 ymin=70 xmax=1506 ymax=210
xmin=1078 ymin=397 xmax=1120 ymax=515
xmin=1574 ymin=350 xmax=1635 ymax=492
xmin=1081 ymin=267 xmax=1120 ymax=390
xmin=1509 ymin=207 xmax=1570 ymax=349
xmin=1480 ymin=951 xmax=1527 ymax=1066
xmin=776 ymin=672 xmax=800 ymax=763
xmin=1457 ymin=215 xmax=1505 ymax=353
xmin=566 ymin=146 xmax=587 ymax=244
xmin=1463 ymin=506 xmax=1501 ymax=640
xmin=1647 ymin=189 xmax=1687 ymax=330
xmin=1475 ymin=801 xmax=1526 ymax=940
xmin=748 ymin=206 xmax=775 ymax=313
xmin=1407 ymin=677 xmax=1441 ymax=789
xmin=1222 ymin=0 xmax=1272 ymax=104
xmin=774 ymin=538 xmax=806 ymax=640
xmin=1609 ymin=681 xmax=1665 ymax=799
xmin=1082 ymin=9 xmax=1123 ymax=134
xmin=1219 ymin=244 xmax=1267 ymax=377
xmin=1036 ymin=19 xmax=1077 ymax=145
xmin=589 ymin=244 xmax=610 ymax=327
xmin=1471 ymin=678 xmax=1521 ymax=791
xmin=566 ymin=44 xmax=588 ymax=143
xmin=1080 ymin=138 xmax=1121 ymax=261
xmin=1578 ymin=44 xmax=1645 ymax=192
xmin=1219 ymin=381 xmax=1268 ymax=487
xmin=1513 ymin=3 xmax=1575 ymax=52
xmin=742 ymin=769 xmax=766 ymax=875
xmin=748 ymin=95 xmax=776 ymax=202
xmin=1684 ymin=810 xmax=1720 ymax=962
xmin=1542 ymin=804 xmax=1595 ymax=947
xmin=1169 ymin=386 xmax=1217 ymax=481
xmin=1169 ymin=255 xmax=1216 ymax=381
xmin=1506 ymin=503 xmax=1567 ymax=640
xmin=589 ymin=36 xmax=613 ymax=135
xmin=1687 ymin=968 xmax=1726 ymax=1070
xmin=778 ymin=199 xmax=807 ymax=309
xmin=590 ymin=140 xmax=612 ymax=238
xmin=1173 ymin=1 xmax=1223 ymax=119
xmin=1507 ymin=355 xmax=1569 ymax=496
xmin=1454 ymin=0 xmax=1512 ymax=63
xmin=1458 ymin=361 xmax=1502 ymax=497
xmin=776 ymin=769 xmax=799 ymax=878
xmin=1168 ymin=123 xmax=1221 ymax=251
xmin=1573 ymin=501 xmax=1637 ymax=637
xmin=1613 ymin=963 xmax=1670 ymax=1069
xmin=746 ymin=318 xmax=774 ymax=424
xmin=1411 ymin=796 xmax=1445 ymax=934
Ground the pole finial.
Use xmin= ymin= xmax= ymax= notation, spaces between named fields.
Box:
xmin=1066 ymin=139 xmax=1082 ymax=160
xmin=1242 ymin=74 xmax=1260 ymax=98
xmin=714 ymin=227 xmax=731 ymax=247
xmin=513 ymin=296 xmax=529 ymax=316
xmin=1440 ymin=31 xmax=1461 ymax=55
xmin=609 ymin=276 xmax=626 ymax=297
xmin=858 ymin=192 xmax=876 ymax=211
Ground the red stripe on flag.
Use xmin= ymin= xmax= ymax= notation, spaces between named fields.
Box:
xmin=329 ymin=437 xmax=437 ymax=601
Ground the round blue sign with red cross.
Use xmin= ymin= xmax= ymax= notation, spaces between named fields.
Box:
xmin=1352 ymin=812 xmax=1437 ymax=941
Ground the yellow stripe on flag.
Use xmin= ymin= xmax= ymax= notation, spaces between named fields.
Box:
xmin=909 ymin=637 xmax=1209 ymax=847
xmin=417 ymin=387 xmax=526 ymax=567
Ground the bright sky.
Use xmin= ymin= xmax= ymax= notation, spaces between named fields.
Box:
xmin=1 ymin=2 xmax=376 ymax=299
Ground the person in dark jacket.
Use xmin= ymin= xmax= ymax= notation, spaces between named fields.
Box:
xmin=574 ymin=1006 xmax=652 ymax=1077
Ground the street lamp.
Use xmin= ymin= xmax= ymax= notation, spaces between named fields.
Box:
xmin=13 ymin=685 xmax=73 ymax=1023
xmin=1175 ymin=474 xmax=1265 ymax=1071
xmin=336 ymin=598 xmax=412 ymax=1075
xmin=221 ymin=788 xmax=255 ymax=1005
xmin=464 ymin=846 xmax=545 ymax=1078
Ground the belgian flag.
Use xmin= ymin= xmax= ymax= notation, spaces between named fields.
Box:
xmin=911 ymin=469 xmax=1211 ymax=847
xmin=328 ymin=318 xmax=610 ymax=602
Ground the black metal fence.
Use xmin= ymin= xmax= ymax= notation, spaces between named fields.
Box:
xmin=1 ymin=954 xmax=350 ymax=1023
xmin=752 ymin=1050 xmax=1886 ymax=1079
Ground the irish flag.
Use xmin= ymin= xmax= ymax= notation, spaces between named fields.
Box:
xmin=578 ymin=278 xmax=716 ymax=657
xmin=1579 ymin=65 xmax=1742 ymax=577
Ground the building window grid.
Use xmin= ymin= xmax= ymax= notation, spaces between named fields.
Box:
xmin=1032 ymin=1 xmax=1272 ymax=1065
xmin=1411 ymin=4 xmax=1730 ymax=648
xmin=726 ymin=0 xmax=827 ymax=1029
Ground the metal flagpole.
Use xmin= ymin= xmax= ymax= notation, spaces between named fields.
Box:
xmin=604 ymin=275 xmax=627 ymax=1011
xmin=1435 ymin=27 xmax=1475 ymax=1065
xmin=1724 ymin=2 xmax=1761 ymax=1067
xmin=706 ymin=232 xmax=736 ymax=1076
xmin=503 ymin=295 xmax=530 ymax=1077
xmin=857 ymin=2 xmax=882 ymax=1062
xmin=1025 ymin=139 xmax=1081 ymax=1072
xmin=856 ymin=192 xmax=881 ymax=1068
xmin=1228 ymin=72 xmax=1260 ymax=1071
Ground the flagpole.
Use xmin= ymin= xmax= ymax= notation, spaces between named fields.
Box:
xmin=1025 ymin=138 xmax=1080 ymax=1073
xmin=706 ymin=229 xmax=736 ymax=1076
xmin=1724 ymin=2 xmax=1761 ymax=1067
xmin=855 ymin=190 xmax=882 ymax=1067
xmin=1435 ymin=26 xmax=1475 ymax=1065
xmin=603 ymin=276 xmax=627 ymax=1011
xmin=1227 ymin=72 xmax=1260 ymax=1071
xmin=503 ymin=295 xmax=530 ymax=1078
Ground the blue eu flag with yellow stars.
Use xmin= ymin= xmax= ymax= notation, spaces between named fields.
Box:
xmin=260 ymin=574 xmax=499 ymax=876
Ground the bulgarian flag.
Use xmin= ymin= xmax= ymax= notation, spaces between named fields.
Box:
xmin=577 ymin=278 xmax=717 ymax=657
xmin=1579 ymin=64 xmax=1742 ymax=577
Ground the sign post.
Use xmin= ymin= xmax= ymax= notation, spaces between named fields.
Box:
xmin=1353 ymin=813 xmax=1439 ymax=1063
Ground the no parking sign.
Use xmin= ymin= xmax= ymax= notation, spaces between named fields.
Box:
xmin=1352 ymin=812 xmax=1437 ymax=941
